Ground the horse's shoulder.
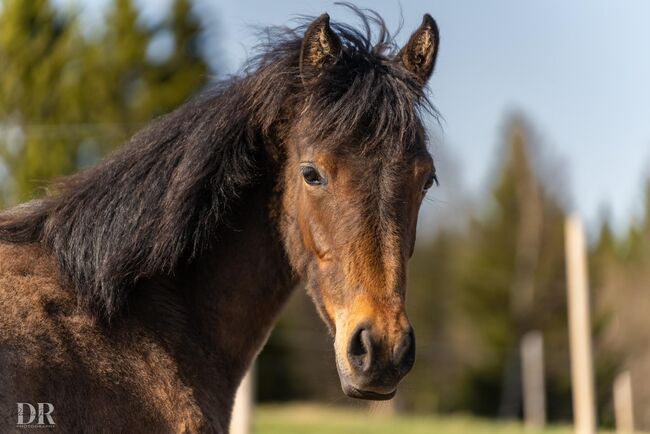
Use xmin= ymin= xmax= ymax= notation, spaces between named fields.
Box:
xmin=0 ymin=243 xmax=75 ymax=360
xmin=0 ymin=243 xmax=226 ymax=433
xmin=0 ymin=242 xmax=55 ymax=275
xmin=0 ymin=242 xmax=71 ymax=322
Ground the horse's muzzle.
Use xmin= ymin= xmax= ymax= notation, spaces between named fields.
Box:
xmin=336 ymin=324 xmax=415 ymax=400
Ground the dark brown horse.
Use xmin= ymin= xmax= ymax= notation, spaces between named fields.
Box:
xmin=0 ymin=9 xmax=440 ymax=433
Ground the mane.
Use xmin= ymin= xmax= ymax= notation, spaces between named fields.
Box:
xmin=0 ymin=6 xmax=435 ymax=320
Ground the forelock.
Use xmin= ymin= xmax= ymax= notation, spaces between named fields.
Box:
xmin=246 ymin=4 xmax=439 ymax=157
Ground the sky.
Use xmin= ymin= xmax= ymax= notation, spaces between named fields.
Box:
xmin=74 ymin=0 xmax=650 ymax=234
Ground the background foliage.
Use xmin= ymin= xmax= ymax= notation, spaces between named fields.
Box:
xmin=0 ymin=0 xmax=207 ymax=204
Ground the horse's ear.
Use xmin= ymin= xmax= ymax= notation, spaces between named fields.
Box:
xmin=300 ymin=14 xmax=342 ymax=81
xmin=398 ymin=14 xmax=439 ymax=84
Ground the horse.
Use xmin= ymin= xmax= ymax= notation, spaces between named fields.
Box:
xmin=0 ymin=8 xmax=440 ymax=433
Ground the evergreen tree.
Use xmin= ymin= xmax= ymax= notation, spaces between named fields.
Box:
xmin=0 ymin=0 xmax=83 ymax=202
xmin=594 ymin=217 xmax=617 ymax=260
xmin=142 ymin=0 xmax=209 ymax=116
xmin=590 ymin=178 xmax=650 ymax=429
xmin=83 ymin=0 xmax=153 ymax=133
xmin=0 ymin=0 xmax=211 ymax=204
xmin=457 ymin=115 xmax=571 ymax=419
xmin=640 ymin=179 xmax=650 ymax=253
xmin=403 ymin=231 xmax=464 ymax=412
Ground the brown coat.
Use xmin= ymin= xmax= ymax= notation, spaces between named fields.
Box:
xmin=0 ymin=184 xmax=295 ymax=433
xmin=0 ymin=178 xmax=294 ymax=433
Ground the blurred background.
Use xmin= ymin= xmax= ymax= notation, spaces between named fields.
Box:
xmin=1 ymin=0 xmax=649 ymax=432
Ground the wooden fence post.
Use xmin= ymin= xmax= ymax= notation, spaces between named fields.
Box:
xmin=613 ymin=371 xmax=634 ymax=434
xmin=521 ymin=330 xmax=546 ymax=429
xmin=230 ymin=366 xmax=254 ymax=434
xmin=565 ymin=216 xmax=596 ymax=434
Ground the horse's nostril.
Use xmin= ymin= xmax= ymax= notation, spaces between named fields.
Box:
xmin=393 ymin=327 xmax=415 ymax=374
xmin=348 ymin=327 xmax=373 ymax=373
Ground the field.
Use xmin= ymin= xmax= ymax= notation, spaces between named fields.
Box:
xmin=253 ymin=404 xmax=608 ymax=434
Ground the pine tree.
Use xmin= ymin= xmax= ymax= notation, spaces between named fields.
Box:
xmin=404 ymin=231 xmax=463 ymax=412
xmin=0 ymin=0 xmax=211 ymax=205
xmin=640 ymin=179 xmax=650 ymax=252
xmin=595 ymin=218 xmax=616 ymax=259
xmin=0 ymin=0 xmax=83 ymax=203
xmin=457 ymin=115 xmax=571 ymax=418
xmin=590 ymin=178 xmax=650 ymax=429
xmin=142 ymin=0 xmax=209 ymax=116
xmin=83 ymin=0 xmax=152 ymax=133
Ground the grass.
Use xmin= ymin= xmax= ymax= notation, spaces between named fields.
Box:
xmin=253 ymin=403 xmax=597 ymax=434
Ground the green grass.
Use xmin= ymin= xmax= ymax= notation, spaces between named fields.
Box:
xmin=254 ymin=403 xmax=607 ymax=434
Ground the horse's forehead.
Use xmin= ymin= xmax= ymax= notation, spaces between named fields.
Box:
xmin=335 ymin=154 xmax=411 ymax=201
xmin=315 ymin=152 xmax=386 ymax=183
xmin=337 ymin=145 xmax=419 ymax=173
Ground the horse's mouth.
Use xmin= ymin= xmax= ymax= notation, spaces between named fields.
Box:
xmin=342 ymin=385 xmax=396 ymax=401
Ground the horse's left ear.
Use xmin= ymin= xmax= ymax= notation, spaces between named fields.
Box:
xmin=300 ymin=14 xmax=342 ymax=81
xmin=398 ymin=14 xmax=439 ymax=84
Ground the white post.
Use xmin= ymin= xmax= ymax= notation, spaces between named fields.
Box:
xmin=565 ymin=216 xmax=596 ymax=434
xmin=521 ymin=330 xmax=546 ymax=429
xmin=230 ymin=367 xmax=254 ymax=434
xmin=613 ymin=371 xmax=634 ymax=434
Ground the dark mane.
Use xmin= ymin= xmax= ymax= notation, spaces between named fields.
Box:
xmin=0 ymin=7 xmax=435 ymax=319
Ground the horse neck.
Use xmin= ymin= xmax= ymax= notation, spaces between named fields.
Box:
xmin=117 ymin=149 xmax=295 ymax=424
xmin=180 ymin=179 xmax=295 ymax=380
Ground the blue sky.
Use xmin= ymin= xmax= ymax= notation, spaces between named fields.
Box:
xmin=76 ymin=0 xmax=650 ymax=233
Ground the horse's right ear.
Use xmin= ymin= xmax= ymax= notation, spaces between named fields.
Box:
xmin=300 ymin=14 xmax=342 ymax=82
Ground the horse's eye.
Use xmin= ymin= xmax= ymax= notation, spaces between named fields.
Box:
xmin=301 ymin=165 xmax=324 ymax=186
xmin=423 ymin=172 xmax=437 ymax=192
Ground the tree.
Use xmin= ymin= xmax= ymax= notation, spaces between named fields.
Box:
xmin=403 ymin=230 xmax=465 ymax=412
xmin=82 ymin=0 xmax=152 ymax=131
xmin=592 ymin=176 xmax=650 ymax=430
xmin=457 ymin=115 xmax=571 ymax=419
xmin=0 ymin=0 xmax=211 ymax=204
xmin=142 ymin=0 xmax=209 ymax=116
xmin=0 ymin=0 xmax=84 ymax=203
xmin=639 ymin=179 xmax=650 ymax=256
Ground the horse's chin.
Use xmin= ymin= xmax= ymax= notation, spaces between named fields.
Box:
xmin=340 ymin=382 xmax=396 ymax=401
xmin=335 ymin=355 xmax=398 ymax=401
